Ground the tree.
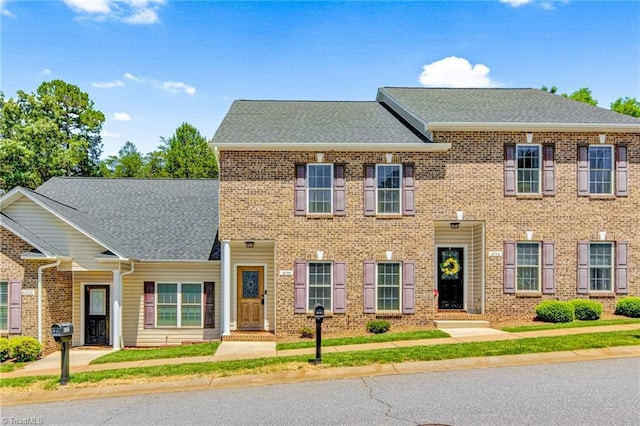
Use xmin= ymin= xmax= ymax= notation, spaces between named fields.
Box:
xmin=112 ymin=141 xmax=144 ymax=177
xmin=610 ymin=97 xmax=640 ymax=118
xmin=540 ymin=85 xmax=558 ymax=94
xmin=0 ymin=80 xmax=105 ymax=190
xmin=562 ymin=87 xmax=598 ymax=106
xmin=163 ymin=123 xmax=218 ymax=178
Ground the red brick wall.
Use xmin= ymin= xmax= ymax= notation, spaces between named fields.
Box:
xmin=219 ymin=131 xmax=639 ymax=333
xmin=1 ymin=228 xmax=72 ymax=355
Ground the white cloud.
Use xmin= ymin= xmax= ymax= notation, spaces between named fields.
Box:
xmin=41 ymin=68 xmax=52 ymax=76
xmin=64 ymin=0 xmax=165 ymax=25
xmin=92 ymin=80 xmax=125 ymax=89
xmin=419 ymin=56 xmax=500 ymax=88
xmin=1 ymin=0 xmax=14 ymax=17
xmin=101 ymin=129 xmax=120 ymax=138
xmin=500 ymin=0 xmax=532 ymax=7
xmin=161 ymin=81 xmax=197 ymax=96
xmin=124 ymin=72 xmax=141 ymax=81
xmin=113 ymin=112 xmax=132 ymax=121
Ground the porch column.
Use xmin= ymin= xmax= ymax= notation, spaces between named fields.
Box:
xmin=221 ymin=240 xmax=231 ymax=336
xmin=112 ymin=270 xmax=122 ymax=350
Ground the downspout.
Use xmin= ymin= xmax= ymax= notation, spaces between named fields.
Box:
xmin=38 ymin=259 xmax=61 ymax=344
xmin=118 ymin=261 xmax=135 ymax=349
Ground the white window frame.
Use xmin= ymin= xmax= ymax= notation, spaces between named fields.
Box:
xmin=589 ymin=243 xmax=614 ymax=292
xmin=376 ymin=164 xmax=402 ymax=215
xmin=376 ymin=262 xmax=402 ymax=312
xmin=589 ymin=145 xmax=614 ymax=195
xmin=307 ymin=262 xmax=333 ymax=311
xmin=516 ymin=242 xmax=541 ymax=292
xmin=307 ymin=163 xmax=333 ymax=214
xmin=516 ymin=144 xmax=541 ymax=194
xmin=0 ymin=280 xmax=7 ymax=331
xmin=156 ymin=282 xmax=204 ymax=328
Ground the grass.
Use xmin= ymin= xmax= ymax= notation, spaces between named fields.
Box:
xmin=502 ymin=318 xmax=640 ymax=333
xmin=2 ymin=329 xmax=638 ymax=390
xmin=90 ymin=341 xmax=220 ymax=365
xmin=276 ymin=329 xmax=449 ymax=350
xmin=0 ymin=361 xmax=26 ymax=373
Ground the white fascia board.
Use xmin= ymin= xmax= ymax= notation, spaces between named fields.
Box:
xmin=140 ymin=259 xmax=220 ymax=263
xmin=0 ymin=186 xmax=28 ymax=209
xmin=426 ymin=122 xmax=640 ymax=133
xmin=214 ymin=142 xmax=451 ymax=152
xmin=8 ymin=189 xmax=128 ymax=260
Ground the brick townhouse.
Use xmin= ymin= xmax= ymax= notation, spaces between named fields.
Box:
xmin=1 ymin=87 xmax=639 ymax=352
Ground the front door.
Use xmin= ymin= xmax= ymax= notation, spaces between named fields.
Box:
xmin=85 ymin=285 xmax=110 ymax=345
xmin=437 ymin=248 xmax=464 ymax=310
xmin=237 ymin=266 xmax=264 ymax=329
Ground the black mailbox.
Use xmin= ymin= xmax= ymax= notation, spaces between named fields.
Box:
xmin=51 ymin=322 xmax=74 ymax=342
xmin=313 ymin=305 xmax=325 ymax=365
xmin=314 ymin=305 xmax=325 ymax=321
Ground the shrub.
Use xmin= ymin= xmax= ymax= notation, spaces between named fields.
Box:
xmin=366 ymin=320 xmax=391 ymax=334
xmin=615 ymin=296 xmax=640 ymax=318
xmin=299 ymin=326 xmax=314 ymax=339
xmin=0 ymin=338 xmax=11 ymax=362
xmin=535 ymin=300 xmax=575 ymax=323
xmin=9 ymin=336 xmax=42 ymax=362
xmin=569 ymin=299 xmax=603 ymax=320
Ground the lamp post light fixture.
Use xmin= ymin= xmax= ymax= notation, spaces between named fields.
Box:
xmin=245 ymin=241 xmax=255 ymax=248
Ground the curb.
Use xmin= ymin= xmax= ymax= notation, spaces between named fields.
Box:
xmin=2 ymin=346 xmax=638 ymax=407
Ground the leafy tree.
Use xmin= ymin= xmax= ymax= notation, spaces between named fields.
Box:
xmin=0 ymin=80 xmax=105 ymax=190
xmin=540 ymin=85 xmax=558 ymax=94
xmin=113 ymin=141 xmax=144 ymax=177
xmin=141 ymin=149 xmax=168 ymax=178
xmin=610 ymin=97 xmax=640 ymax=118
xmin=562 ymin=87 xmax=598 ymax=106
xmin=163 ymin=123 xmax=218 ymax=178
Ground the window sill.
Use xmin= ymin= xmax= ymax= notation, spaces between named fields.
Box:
xmin=305 ymin=213 xmax=334 ymax=219
xmin=375 ymin=214 xmax=403 ymax=220
xmin=515 ymin=292 xmax=542 ymax=298
xmin=376 ymin=311 xmax=402 ymax=318
xmin=516 ymin=194 xmax=543 ymax=200
xmin=588 ymin=292 xmax=616 ymax=298
xmin=306 ymin=312 xmax=334 ymax=318
xmin=588 ymin=194 xmax=616 ymax=200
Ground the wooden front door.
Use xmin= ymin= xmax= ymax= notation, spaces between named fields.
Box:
xmin=85 ymin=285 xmax=110 ymax=345
xmin=437 ymin=248 xmax=464 ymax=310
xmin=237 ymin=266 xmax=264 ymax=329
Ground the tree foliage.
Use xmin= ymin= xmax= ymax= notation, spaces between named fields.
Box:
xmin=562 ymin=87 xmax=598 ymax=106
xmin=610 ymin=97 xmax=640 ymax=118
xmin=102 ymin=141 xmax=145 ymax=178
xmin=0 ymin=80 xmax=105 ymax=191
xmin=162 ymin=122 xmax=218 ymax=178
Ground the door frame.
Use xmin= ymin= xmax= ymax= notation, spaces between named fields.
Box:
xmin=80 ymin=282 xmax=111 ymax=346
xmin=435 ymin=244 xmax=468 ymax=311
xmin=233 ymin=263 xmax=268 ymax=330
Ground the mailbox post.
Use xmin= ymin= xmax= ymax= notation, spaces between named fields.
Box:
xmin=51 ymin=322 xmax=73 ymax=385
xmin=313 ymin=305 xmax=324 ymax=365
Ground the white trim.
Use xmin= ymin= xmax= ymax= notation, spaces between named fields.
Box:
xmin=154 ymin=282 xmax=205 ymax=328
xmin=374 ymin=261 xmax=402 ymax=313
xmin=80 ymin=282 xmax=111 ymax=347
xmin=425 ymin=122 xmax=640 ymax=133
xmin=515 ymin=144 xmax=542 ymax=195
xmin=434 ymin=245 xmax=469 ymax=312
xmin=306 ymin=261 xmax=333 ymax=313
xmin=214 ymin=142 xmax=452 ymax=152
xmin=307 ymin=163 xmax=334 ymax=215
xmin=515 ymin=242 xmax=542 ymax=293
xmin=376 ymin=163 xmax=402 ymax=215
xmin=232 ymin=263 xmax=268 ymax=331
xmin=588 ymin=145 xmax=615 ymax=195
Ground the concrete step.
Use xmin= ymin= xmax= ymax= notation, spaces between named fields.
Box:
xmin=435 ymin=320 xmax=491 ymax=329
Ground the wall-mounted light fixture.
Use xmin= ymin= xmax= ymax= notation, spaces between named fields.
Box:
xmin=316 ymin=250 xmax=324 ymax=260
xmin=526 ymin=133 xmax=534 ymax=144
xmin=450 ymin=222 xmax=460 ymax=230
xmin=316 ymin=153 xmax=324 ymax=163
xmin=385 ymin=153 xmax=394 ymax=163
xmin=599 ymin=231 xmax=607 ymax=241
xmin=386 ymin=250 xmax=393 ymax=260
xmin=245 ymin=241 xmax=255 ymax=248
xmin=456 ymin=211 xmax=464 ymax=221
xmin=526 ymin=231 xmax=534 ymax=241
xmin=599 ymin=134 xmax=606 ymax=144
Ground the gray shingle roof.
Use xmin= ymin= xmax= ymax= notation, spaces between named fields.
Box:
xmin=211 ymin=101 xmax=428 ymax=145
xmin=32 ymin=178 xmax=219 ymax=261
xmin=378 ymin=87 xmax=640 ymax=126
xmin=1 ymin=212 xmax=69 ymax=257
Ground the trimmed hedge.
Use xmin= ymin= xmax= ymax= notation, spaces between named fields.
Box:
xmin=615 ymin=296 xmax=640 ymax=318
xmin=8 ymin=336 xmax=42 ymax=362
xmin=569 ymin=299 xmax=603 ymax=321
xmin=535 ymin=300 xmax=575 ymax=323
xmin=0 ymin=338 xmax=11 ymax=362
xmin=366 ymin=320 xmax=391 ymax=334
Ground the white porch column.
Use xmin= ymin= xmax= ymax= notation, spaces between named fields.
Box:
xmin=221 ymin=240 xmax=231 ymax=336
xmin=112 ymin=270 xmax=122 ymax=350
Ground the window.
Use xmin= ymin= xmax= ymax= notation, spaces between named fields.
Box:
xmin=307 ymin=164 xmax=333 ymax=214
xmin=308 ymin=262 xmax=332 ymax=311
xmin=516 ymin=243 xmax=540 ymax=291
xmin=589 ymin=243 xmax=613 ymax=291
xmin=517 ymin=145 xmax=540 ymax=194
xmin=377 ymin=262 xmax=401 ymax=311
xmin=376 ymin=164 xmax=401 ymax=214
xmin=156 ymin=283 xmax=202 ymax=327
xmin=0 ymin=281 xmax=7 ymax=330
xmin=589 ymin=146 xmax=613 ymax=194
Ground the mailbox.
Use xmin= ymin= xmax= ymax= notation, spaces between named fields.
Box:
xmin=313 ymin=305 xmax=325 ymax=365
xmin=51 ymin=322 xmax=74 ymax=342
xmin=314 ymin=305 xmax=325 ymax=322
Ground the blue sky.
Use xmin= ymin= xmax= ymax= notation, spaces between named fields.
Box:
xmin=2 ymin=0 xmax=639 ymax=158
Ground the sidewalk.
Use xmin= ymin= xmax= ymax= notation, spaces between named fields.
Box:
xmin=2 ymin=324 xmax=639 ymax=406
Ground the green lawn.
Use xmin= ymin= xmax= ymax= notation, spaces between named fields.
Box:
xmin=90 ymin=341 xmax=220 ymax=365
xmin=2 ymin=329 xmax=638 ymax=390
xmin=276 ymin=329 xmax=449 ymax=350
xmin=502 ymin=318 xmax=640 ymax=333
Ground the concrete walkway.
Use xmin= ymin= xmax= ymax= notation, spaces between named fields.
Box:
xmin=1 ymin=324 xmax=639 ymax=406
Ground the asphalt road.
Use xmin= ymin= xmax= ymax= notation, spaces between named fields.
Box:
xmin=2 ymin=357 xmax=639 ymax=425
